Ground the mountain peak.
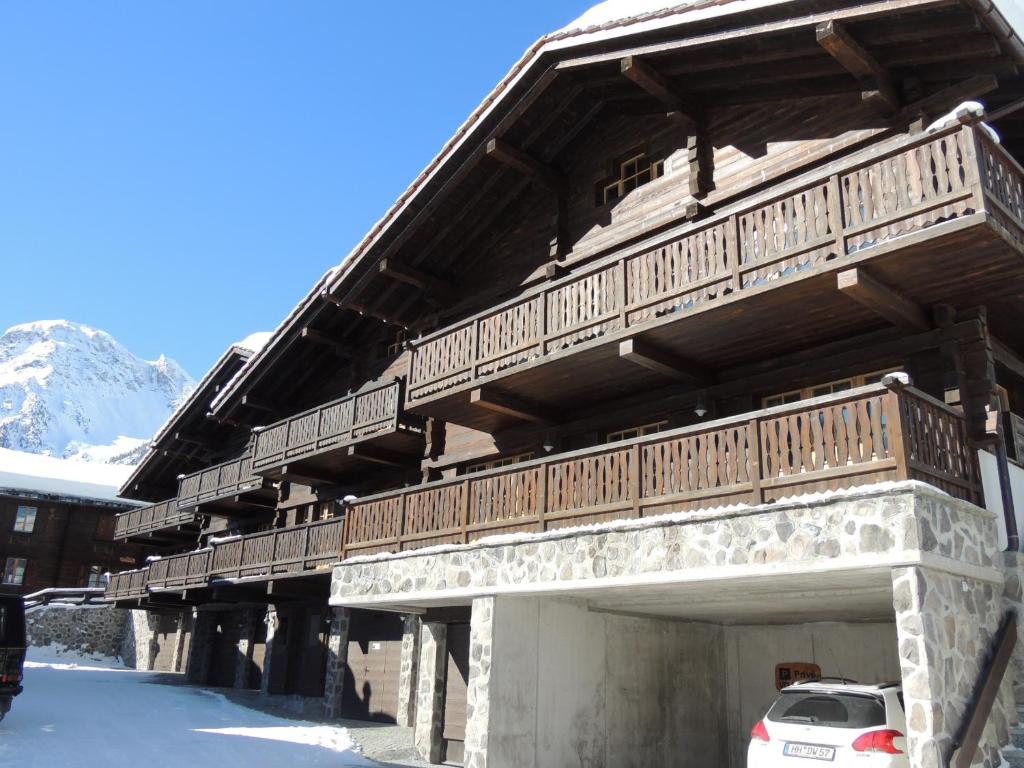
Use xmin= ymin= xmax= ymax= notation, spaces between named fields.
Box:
xmin=0 ymin=320 xmax=196 ymax=464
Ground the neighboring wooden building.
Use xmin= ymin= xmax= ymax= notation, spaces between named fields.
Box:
xmin=0 ymin=455 xmax=145 ymax=597
xmin=107 ymin=1 xmax=1024 ymax=764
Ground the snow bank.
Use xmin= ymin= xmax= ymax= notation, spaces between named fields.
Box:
xmin=0 ymin=447 xmax=137 ymax=504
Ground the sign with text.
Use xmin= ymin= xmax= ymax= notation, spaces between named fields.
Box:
xmin=775 ymin=662 xmax=821 ymax=690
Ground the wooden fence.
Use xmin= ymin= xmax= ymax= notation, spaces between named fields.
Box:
xmin=177 ymin=452 xmax=264 ymax=510
xmin=342 ymin=384 xmax=979 ymax=557
xmin=408 ymin=123 xmax=1004 ymax=402
xmin=114 ymin=498 xmax=196 ymax=539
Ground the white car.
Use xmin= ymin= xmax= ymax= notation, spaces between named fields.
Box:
xmin=747 ymin=680 xmax=909 ymax=767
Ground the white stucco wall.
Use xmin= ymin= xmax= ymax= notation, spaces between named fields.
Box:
xmin=723 ymin=621 xmax=901 ymax=768
xmin=482 ymin=596 xmax=728 ymax=768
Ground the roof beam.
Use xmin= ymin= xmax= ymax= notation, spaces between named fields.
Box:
xmin=378 ymin=258 xmax=457 ymax=304
xmin=816 ymin=20 xmax=899 ymax=114
xmin=299 ymin=326 xmax=356 ymax=358
xmin=241 ymin=395 xmax=277 ymax=413
xmin=485 ymin=138 xmax=565 ymax=193
xmin=898 ymin=74 xmax=998 ymax=125
xmin=346 ymin=444 xmax=419 ymax=468
xmin=619 ymin=338 xmax=709 ymax=387
xmin=469 ymin=387 xmax=552 ymax=425
xmin=620 ymin=55 xmax=703 ymax=126
xmin=837 ymin=268 xmax=930 ymax=331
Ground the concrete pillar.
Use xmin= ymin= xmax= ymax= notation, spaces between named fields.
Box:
xmin=396 ymin=614 xmax=421 ymax=727
xmin=234 ymin=608 xmax=258 ymax=689
xmin=322 ymin=606 xmax=351 ymax=719
xmin=414 ymin=622 xmax=447 ymax=764
xmin=259 ymin=606 xmax=278 ymax=696
xmin=170 ymin=609 xmax=193 ymax=674
xmin=185 ymin=608 xmax=215 ymax=685
xmin=464 ymin=598 xmax=494 ymax=768
xmin=892 ymin=566 xmax=1011 ymax=768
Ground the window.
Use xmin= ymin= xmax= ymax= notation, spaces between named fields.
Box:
xmin=13 ymin=505 xmax=37 ymax=533
xmin=86 ymin=566 xmax=105 ymax=588
xmin=465 ymin=452 xmax=534 ymax=474
xmin=598 ymin=150 xmax=664 ymax=206
xmin=606 ymin=420 xmax=668 ymax=443
xmin=3 ymin=558 xmax=26 ymax=586
xmin=762 ymin=370 xmax=897 ymax=408
xmin=386 ymin=328 xmax=408 ymax=358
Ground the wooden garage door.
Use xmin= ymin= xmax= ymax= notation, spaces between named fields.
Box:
xmin=150 ymin=612 xmax=179 ymax=672
xmin=342 ymin=611 xmax=404 ymax=722
xmin=209 ymin=614 xmax=243 ymax=688
xmin=442 ymin=623 xmax=471 ymax=743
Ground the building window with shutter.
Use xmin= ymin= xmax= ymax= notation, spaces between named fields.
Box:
xmin=3 ymin=558 xmax=27 ymax=586
xmin=86 ymin=565 xmax=106 ymax=588
xmin=13 ymin=505 xmax=37 ymax=533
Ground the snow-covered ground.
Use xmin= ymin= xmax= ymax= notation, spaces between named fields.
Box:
xmin=0 ymin=650 xmax=376 ymax=767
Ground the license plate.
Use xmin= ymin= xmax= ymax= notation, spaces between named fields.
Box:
xmin=783 ymin=743 xmax=835 ymax=761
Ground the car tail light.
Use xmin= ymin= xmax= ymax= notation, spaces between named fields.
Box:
xmin=0 ymin=673 xmax=21 ymax=684
xmin=852 ymin=730 xmax=904 ymax=754
xmin=750 ymin=720 xmax=771 ymax=742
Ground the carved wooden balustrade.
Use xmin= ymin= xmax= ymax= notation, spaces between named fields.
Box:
xmin=146 ymin=549 xmax=213 ymax=591
xmin=251 ymin=379 xmax=415 ymax=475
xmin=342 ymin=384 xmax=979 ymax=557
xmin=114 ymin=498 xmax=198 ymax=540
xmin=408 ymin=123 xmax=1017 ymax=405
xmin=176 ymin=451 xmax=268 ymax=510
xmin=104 ymin=568 xmax=150 ymax=601
xmin=207 ymin=517 xmax=344 ymax=580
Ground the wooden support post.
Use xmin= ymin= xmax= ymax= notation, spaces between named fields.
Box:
xmin=748 ymin=418 xmax=763 ymax=504
xmin=619 ymin=338 xmax=709 ymax=386
xmin=816 ymin=20 xmax=899 ymax=114
xmin=837 ymin=268 xmax=930 ymax=331
xmin=469 ymin=388 xmax=552 ymax=425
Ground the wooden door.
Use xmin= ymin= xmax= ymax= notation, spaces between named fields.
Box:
xmin=293 ymin=608 xmax=329 ymax=697
xmin=341 ymin=611 xmax=404 ymax=722
xmin=248 ymin=615 xmax=268 ymax=689
xmin=209 ymin=613 xmax=242 ymax=687
xmin=442 ymin=622 xmax=471 ymax=762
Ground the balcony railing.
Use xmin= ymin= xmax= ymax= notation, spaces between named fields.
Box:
xmin=251 ymin=379 xmax=414 ymax=475
xmin=114 ymin=498 xmax=198 ymax=540
xmin=140 ymin=516 xmax=345 ymax=593
xmin=342 ymin=384 xmax=980 ymax=557
xmin=105 ymin=568 xmax=149 ymax=601
xmin=407 ymin=124 xmax=1019 ymax=405
xmin=177 ymin=452 xmax=269 ymax=510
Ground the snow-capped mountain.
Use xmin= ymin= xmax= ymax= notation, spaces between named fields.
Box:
xmin=0 ymin=320 xmax=196 ymax=465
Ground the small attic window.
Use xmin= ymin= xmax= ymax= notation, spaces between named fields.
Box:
xmin=598 ymin=150 xmax=664 ymax=206
xmin=386 ymin=328 xmax=408 ymax=358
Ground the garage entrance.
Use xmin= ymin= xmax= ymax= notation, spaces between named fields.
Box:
xmin=441 ymin=622 xmax=471 ymax=765
xmin=267 ymin=604 xmax=329 ymax=697
xmin=208 ymin=612 xmax=244 ymax=687
xmin=341 ymin=610 xmax=404 ymax=721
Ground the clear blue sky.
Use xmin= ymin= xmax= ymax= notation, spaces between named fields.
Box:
xmin=0 ymin=1 xmax=593 ymax=379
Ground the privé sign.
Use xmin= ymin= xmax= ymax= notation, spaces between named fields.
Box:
xmin=775 ymin=662 xmax=821 ymax=690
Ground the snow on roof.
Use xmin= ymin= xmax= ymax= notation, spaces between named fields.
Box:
xmin=233 ymin=332 xmax=272 ymax=354
xmin=561 ymin=0 xmax=703 ymax=32
xmin=0 ymin=447 xmax=138 ymax=505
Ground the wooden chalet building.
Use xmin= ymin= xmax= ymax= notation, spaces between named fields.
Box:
xmin=108 ymin=1 xmax=1024 ymax=765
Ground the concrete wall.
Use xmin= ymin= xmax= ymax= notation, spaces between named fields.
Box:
xmin=723 ymin=621 xmax=901 ymax=768
xmin=475 ymin=596 xmax=727 ymax=768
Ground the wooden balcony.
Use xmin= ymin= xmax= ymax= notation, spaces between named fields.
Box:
xmin=251 ymin=379 xmax=423 ymax=483
xmin=342 ymin=384 xmax=979 ymax=558
xmin=176 ymin=452 xmax=275 ymax=515
xmin=105 ymin=568 xmax=150 ymax=602
xmin=142 ymin=516 xmax=345 ymax=594
xmin=406 ymin=124 xmax=1024 ymax=431
xmin=113 ymin=498 xmax=199 ymax=543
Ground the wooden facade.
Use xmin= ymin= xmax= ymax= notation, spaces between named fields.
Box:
xmin=103 ymin=0 xmax=1024 ymax=721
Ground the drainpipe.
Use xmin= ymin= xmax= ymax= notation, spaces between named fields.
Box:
xmin=992 ymin=414 xmax=1020 ymax=552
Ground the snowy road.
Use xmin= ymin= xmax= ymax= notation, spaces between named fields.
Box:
xmin=0 ymin=657 xmax=377 ymax=768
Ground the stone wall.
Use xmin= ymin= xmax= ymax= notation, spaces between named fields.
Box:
xmin=396 ymin=614 xmax=420 ymax=727
xmin=893 ymin=566 xmax=1012 ymax=768
xmin=26 ymin=603 xmax=127 ymax=660
xmin=414 ymin=622 xmax=447 ymax=764
xmin=333 ymin=484 xmax=998 ymax=606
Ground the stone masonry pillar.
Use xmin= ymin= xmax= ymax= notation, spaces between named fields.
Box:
xmin=892 ymin=566 xmax=1012 ymax=768
xmin=464 ymin=597 xmax=495 ymax=768
xmin=185 ymin=608 xmax=216 ymax=685
xmin=322 ymin=607 xmax=351 ymax=719
xmin=414 ymin=622 xmax=447 ymax=764
xmin=396 ymin=614 xmax=421 ymax=727
xmin=259 ymin=606 xmax=278 ymax=696
xmin=170 ymin=608 xmax=193 ymax=674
